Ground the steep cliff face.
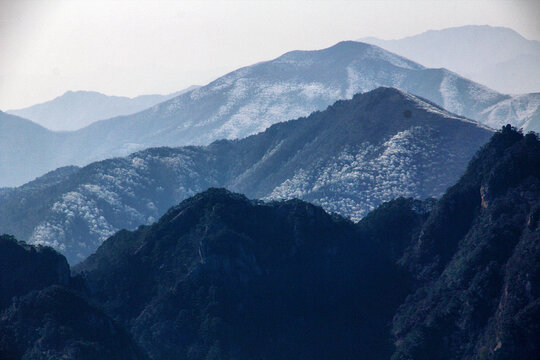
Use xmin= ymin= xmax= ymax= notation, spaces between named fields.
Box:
xmin=392 ymin=126 xmax=540 ymax=360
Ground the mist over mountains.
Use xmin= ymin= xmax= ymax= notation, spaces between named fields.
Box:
xmin=0 ymin=111 xmax=64 ymax=187
xmin=0 ymin=88 xmax=493 ymax=263
xmin=361 ymin=25 xmax=540 ymax=94
xmin=7 ymin=86 xmax=200 ymax=131
xmin=1 ymin=39 xmax=539 ymax=187
xmin=1 ymin=20 xmax=540 ymax=359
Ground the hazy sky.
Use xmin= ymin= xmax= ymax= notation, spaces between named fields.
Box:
xmin=1 ymin=0 xmax=539 ymax=110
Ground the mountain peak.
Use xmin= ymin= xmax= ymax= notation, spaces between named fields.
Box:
xmin=348 ymin=86 xmax=412 ymax=105
xmin=274 ymin=40 xmax=424 ymax=70
xmin=160 ymin=188 xmax=329 ymax=232
xmin=0 ymin=234 xmax=70 ymax=309
xmin=3 ymin=87 xmax=494 ymax=263
xmin=351 ymin=86 xmax=478 ymax=125
xmin=357 ymin=86 xmax=409 ymax=98
xmin=410 ymin=24 xmax=529 ymax=40
xmin=7 ymin=88 xmax=189 ymax=132
xmin=330 ymin=39 xmax=373 ymax=49
xmin=61 ymin=90 xmax=105 ymax=98
xmin=164 ymin=187 xmax=250 ymax=218
xmin=366 ymin=25 xmax=531 ymax=44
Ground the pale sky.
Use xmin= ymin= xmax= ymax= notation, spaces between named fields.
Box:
xmin=1 ymin=0 xmax=539 ymax=110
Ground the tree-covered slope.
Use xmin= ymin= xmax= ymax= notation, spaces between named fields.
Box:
xmin=391 ymin=126 xmax=540 ymax=360
xmin=0 ymin=235 xmax=148 ymax=360
xmin=0 ymin=88 xmax=493 ymax=263
xmin=76 ymin=188 xmax=409 ymax=360
xmin=1 ymin=126 xmax=538 ymax=359
xmin=4 ymin=40 xmax=533 ymax=187
xmin=0 ymin=286 xmax=148 ymax=360
xmin=0 ymin=235 xmax=70 ymax=310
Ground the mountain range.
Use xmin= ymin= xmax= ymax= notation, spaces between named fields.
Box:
xmin=6 ymin=86 xmax=200 ymax=131
xmin=361 ymin=25 xmax=540 ymax=94
xmin=0 ymin=87 xmax=493 ymax=263
xmin=1 ymin=40 xmax=539 ymax=187
xmin=1 ymin=126 xmax=538 ymax=359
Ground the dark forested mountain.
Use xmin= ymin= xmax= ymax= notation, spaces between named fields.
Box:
xmin=391 ymin=126 xmax=540 ymax=359
xmin=0 ymin=235 xmax=147 ymax=360
xmin=1 ymin=127 xmax=538 ymax=359
xmin=76 ymin=128 xmax=540 ymax=360
xmin=0 ymin=88 xmax=493 ymax=263
xmin=0 ymin=235 xmax=70 ymax=310
xmin=361 ymin=25 xmax=540 ymax=94
xmin=7 ymin=86 xmax=200 ymax=131
xmin=75 ymin=188 xmax=409 ymax=360
xmin=2 ymin=40 xmax=538 ymax=187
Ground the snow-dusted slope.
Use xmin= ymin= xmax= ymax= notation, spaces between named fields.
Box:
xmin=3 ymin=40 xmax=535 ymax=187
xmin=0 ymin=41 xmax=503 ymax=187
xmin=478 ymin=93 xmax=540 ymax=133
xmin=70 ymin=41 xmax=501 ymax=151
xmin=0 ymin=88 xmax=493 ymax=263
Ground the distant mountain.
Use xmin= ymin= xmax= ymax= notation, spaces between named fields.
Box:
xmin=0 ymin=111 xmax=67 ymax=187
xmin=0 ymin=235 xmax=147 ymax=360
xmin=474 ymin=53 xmax=540 ymax=95
xmin=63 ymin=41 xmax=505 ymax=153
xmin=4 ymin=39 xmax=539 ymax=187
xmin=0 ymin=88 xmax=493 ymax=263
xmin=360 ymin=25 xmax=540 ymax=94
xmin=7 ymin=86 xmax=200 ymax=131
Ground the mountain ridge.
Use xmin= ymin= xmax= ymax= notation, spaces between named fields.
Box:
xmin=7 ymin=86 xmax=200 ymax=131
xmin=0 ymin=126 xmax=538 ymax=359
xmin=74 ymin=128 xmax=540 ymax=359
xmin=360 ymin=25 xmax=540 ymax=94
xmin=3 ymin=39 xmax=536 ymax=187
xmin=0 ymin=87 xmax=494 ymax=263
xmin=75 ymin=187 xmax=401 ymax=359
